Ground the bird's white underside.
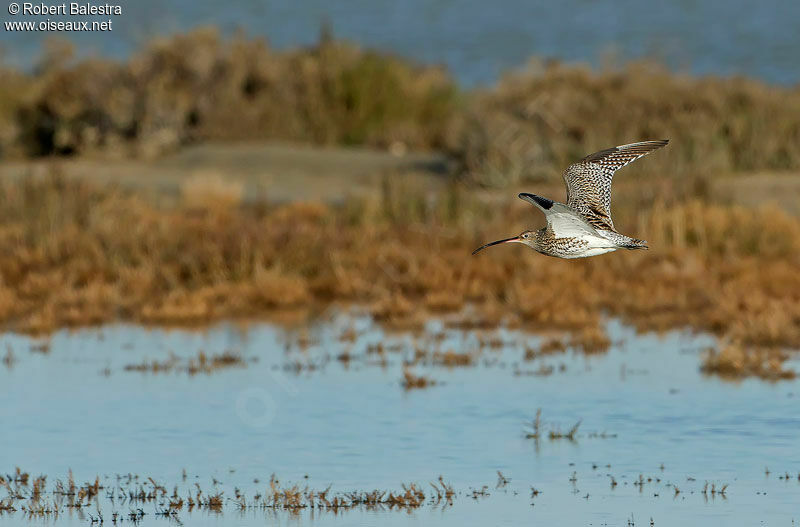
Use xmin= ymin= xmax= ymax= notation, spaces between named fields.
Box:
xmin=557 ymin=245 xmax=618 ymax=258
xmin=537 ymin=202 xmax=620 ymax=257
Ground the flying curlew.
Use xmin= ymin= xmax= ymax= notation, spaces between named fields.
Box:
xmin=472 ymin=140 xmax=668 ymax=259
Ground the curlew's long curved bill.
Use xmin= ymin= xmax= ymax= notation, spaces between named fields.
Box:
xmin=471 ymin=236 xmax=519 ymax=255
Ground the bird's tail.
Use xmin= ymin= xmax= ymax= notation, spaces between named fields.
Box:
xmin=622 ymin=237 xmax=649 ymax=250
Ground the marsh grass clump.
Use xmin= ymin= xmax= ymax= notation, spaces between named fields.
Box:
xmin=401 ymin=368 xmax=436 ymax=390
xmin=700 ymin=344 xmax=795 ymax=381
xmin=429 ymin=476 xmax=455 ymax=504
xmin=2 ymin=28 xmax=458 ymax=159
xmin=0 ymin=175 xmax=799 ymax=378
xmin=548 ymin=420 xmax=581 ymax=441
xmin=496 ymin=471 xmax=510 ymax=488
xmin=540 ymin=338 xmax=567 ymax=355
xmin=513 ymin=363 xmax=557 ymax=377
xmin=1 ymin=469 xmax=457 ymax=520
xmin=525 ymin=409 xmax=582 ymax=441
xmin=432 ymin=350 xmax=474 ymax=367
xmin=701 ymin=481 xmax=729 ymax=499
xmin=525 ymin=409 xmax=543 ymax=439
xmin=124 ymin=350 xmax=246 ymax=375
xmin=569 ymin=327 xmax=611 ymax=354
xmin=2 ymin=348 xmax=13 ymax=369
xmin=456 ymin=61 xmax=800 ymax=186
xmin=6 ymin=27 xmax=800 ymax=192
xmin=124 ymin=355 xmax=180 ymax=373
xmin=370 ymin=292 xmax=424 ymax=330
xmin=187 ymin=350 xmax=246 ymax=375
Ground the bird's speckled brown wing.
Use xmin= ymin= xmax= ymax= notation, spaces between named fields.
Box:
xmin=563 ymin=140 xmax=668 ymax=231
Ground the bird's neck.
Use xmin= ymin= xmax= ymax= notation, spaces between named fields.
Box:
xmin=535 ymin=228 xmax=551 ymax=249
xmin=521 ymin=229 xmax=549 ymax=253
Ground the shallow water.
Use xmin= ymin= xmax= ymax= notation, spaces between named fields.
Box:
xmin=2 ymin=316 xmax=799 ymax=525
xmin=3 ymin=1 xmax=800 ymax=86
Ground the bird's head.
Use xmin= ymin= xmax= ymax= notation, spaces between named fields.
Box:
xmin=472 ymin=230 xmax=537 ymax=255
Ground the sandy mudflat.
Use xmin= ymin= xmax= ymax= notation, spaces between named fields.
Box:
xmin=2 ymin=142 xmax=800 ymax=215
xmin=0 ymin=142 xmax=450 ymax=204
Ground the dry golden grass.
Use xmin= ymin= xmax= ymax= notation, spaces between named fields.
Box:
xmin=0 ymin=174 xmax=798 ymax=379
xmin=2 ymin=29 xmax=456 ymax=159
xmin=180 ymin=172 xmax=244 ymax=210
xmin=701 ymin=344 xmax=795 ymax=381
xmin=5 ymin=29 xmax=800 ymax=191
xmin=432 ymin=350 xmax=474 ymax=367
xmin=401 ymin=368 xmax=436 ymax=390
xmin=455 ymin=60 xmax=800 ymax=186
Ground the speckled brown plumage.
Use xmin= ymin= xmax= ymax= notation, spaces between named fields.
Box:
xmin=563 ymin=140 xmax=669 ymax=232
xmin=533 ymin=227 xmax=589 ymax=258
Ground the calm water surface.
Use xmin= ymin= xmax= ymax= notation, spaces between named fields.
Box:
xmin=1 ymin=316 xmax=799 ymax=525
xmin=2 ymin=1 xmax=800 ymax=86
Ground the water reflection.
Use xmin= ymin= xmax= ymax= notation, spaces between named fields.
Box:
xmin=1 ymin=317 xmax=798 ymax=526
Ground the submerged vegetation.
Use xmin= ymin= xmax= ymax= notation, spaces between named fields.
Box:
xmin=0 ymin=465 xmax=743 ymax=522
xmin=0 ymin=175 xmax=797 ymax=379
xmin=123 ymin=350 xmax=247 ymax=375
xmin=525 ymin=409 xmax=584 ymax=441
xmin=0 ymin=468 xmax=455 ymax=520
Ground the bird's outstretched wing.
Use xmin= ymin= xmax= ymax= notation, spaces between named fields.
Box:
xmin=562 ymin=140 xmax=668 ymax=231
